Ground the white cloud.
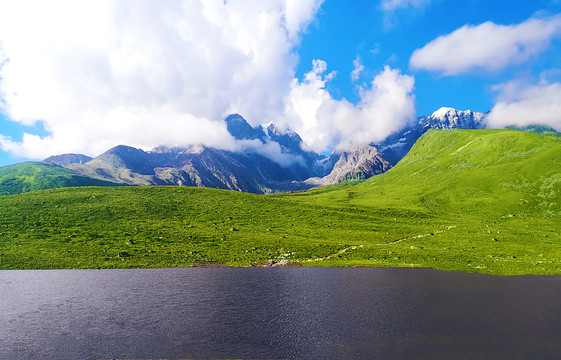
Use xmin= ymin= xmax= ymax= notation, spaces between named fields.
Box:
xmin=382 ymin=0 xmax=432 ymax=12
xmin=284 ymin=0 xmax=324 ymax=40
xmin=486 ymin=81 xmax=561 ymax=130
xmin=239 ymin=138 xmax=305 ymax=168
xmin=0 ymin=107 xmax=237 ymax=159
xmin=351 ymin=56 xmax=365 ymax=82
xmin=0 ymin=0 xmax=324 ymax=159
xmin=0 ymin=0 xmax=416 ymax=162
xmin=410 ymin=16 xmax=561 ymax=76
xmin=279 ymin=60 xmax=416 ymax=152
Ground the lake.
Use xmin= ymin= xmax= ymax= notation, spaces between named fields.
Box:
xmin=2 ymin=267 xmax=561 ymax=359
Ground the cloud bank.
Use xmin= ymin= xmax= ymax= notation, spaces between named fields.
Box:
xmin=410 ymin=16 xmax=561 ymax=75
xmin=280 ymin=60 xmax=416 ymax=152
xmin=0 ymin=0 xmax=324 ymax=159
xmin=486 ymin=81 xmax=561 ymax=130
xmin=0 ymin=0 xmax=416 ymax=162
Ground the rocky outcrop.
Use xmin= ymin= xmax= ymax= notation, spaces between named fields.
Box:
xmin=305 ymin=144 xmax=392 ymax=186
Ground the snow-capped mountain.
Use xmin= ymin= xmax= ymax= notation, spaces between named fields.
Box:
xmin=424 ymin=107 xmax=486 ymax=129
xmin=377 ymin=107 xmax=486 ymax=164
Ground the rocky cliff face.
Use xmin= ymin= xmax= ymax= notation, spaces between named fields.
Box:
xmin=306 ymin=144 xmax=392 ymax=186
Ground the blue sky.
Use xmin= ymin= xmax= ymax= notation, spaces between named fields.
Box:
xmin=1 ymin=0 xmax=561 ymax=167
xmin=296 ymin=0 xmax=561 ymax=114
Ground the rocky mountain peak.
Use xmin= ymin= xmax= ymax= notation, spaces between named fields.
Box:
xmin=91 ymin=145 xmax=155 ymax=175
xmin=187 ymin=144 xmax=207 ymax=154
xmin=225 ymin=114 xmax=265 ymax=141
xmin=431 ymin=106 xmax=459 ymax=118
xmin=264 ymin=123 xmax=305 ymax=154
xmin=425 ymin=107 xmax=485 ymax=129
xmin=43 ymin=153 xmax=93 ymax=166
xmin=265 ymin=123 xmax=299 ymax=139
xmin=265 ymin=123 xmax=282 ymax=136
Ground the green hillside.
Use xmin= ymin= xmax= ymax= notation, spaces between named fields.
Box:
xmin=1 ymin=129 xmax=560 ymax=274
xmin=507 ymin=125 xmax=561 ymax=138
xmin=0 ymin=162 xmax=125 ymax=195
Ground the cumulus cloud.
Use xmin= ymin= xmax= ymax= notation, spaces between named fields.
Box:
xmin=284 ymin=0 xmax=323 ymax=40
xmin=486 ymin=81 xmax=561 ymax=130
xmin=382 ymin=0 xmax=433 ymax=12
xmin=0 ymin=0 xmax=416 ymax=163
xmin=0 ymin=0 xmax=324 ymax=159
xmin=410 ymin=16 xmax=561 ymax=76
xmin=279 ymin=60 xmax=416 ymax=152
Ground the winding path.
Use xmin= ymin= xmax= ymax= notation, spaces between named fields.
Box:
xmin=303 ymin=225 xmax=457 ymax=263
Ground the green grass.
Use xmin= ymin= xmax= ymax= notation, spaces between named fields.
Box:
xmin=507 ymin=125 xmax=561 ymax=138
xmin=1 ymin=129 xmax=561 ymax=274
xmin=0 ymin=162 xmax=124 ymax=195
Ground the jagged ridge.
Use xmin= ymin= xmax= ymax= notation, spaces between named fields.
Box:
xmin=33 ymin=108 xmax=488 ymax=194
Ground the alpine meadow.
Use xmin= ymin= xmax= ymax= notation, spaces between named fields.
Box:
xmin=1 ymin=129 xmax=560 ymax=275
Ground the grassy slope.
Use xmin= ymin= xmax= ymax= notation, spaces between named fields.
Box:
xmin=303 ymin=129 xmax=561 ymax=273
xmin=1 ymin=129 xmax=560 ymax=274
xmin=0 ymin=162 xmax=124 ymax=195
xmin=508 ymin=125 xmax=561 ymax=137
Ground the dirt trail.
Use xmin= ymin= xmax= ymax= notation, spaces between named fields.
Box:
xmin=380 ymin=225 xmax=457 ymax=245
xmin=304 ymin=225 xmax=456 ymax=263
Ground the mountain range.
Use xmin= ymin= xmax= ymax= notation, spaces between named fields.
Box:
xmin=1 ymin=107 xmax=492 ymax=195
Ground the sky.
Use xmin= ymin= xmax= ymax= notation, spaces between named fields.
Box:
xmin=1 ymin=0 xmax=561 ymax=167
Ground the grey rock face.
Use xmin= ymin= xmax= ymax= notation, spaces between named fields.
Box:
xmin=306 ymin=144 xmax=392 ymax=186
xmin=225 ymin=114 xmax=266 ymax=141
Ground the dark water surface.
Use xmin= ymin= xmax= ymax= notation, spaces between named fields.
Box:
xmin=2 ymin=268 xmax=561 ymax=360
